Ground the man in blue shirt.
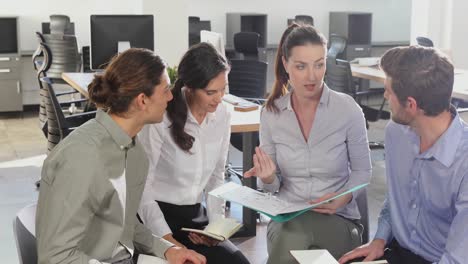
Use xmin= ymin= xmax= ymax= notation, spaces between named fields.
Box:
xmin=339 ymin=46 xmax=468 ymax=264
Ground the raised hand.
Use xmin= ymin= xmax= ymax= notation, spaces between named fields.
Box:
xmin=243 ymin=147 xmax=276 ymax=184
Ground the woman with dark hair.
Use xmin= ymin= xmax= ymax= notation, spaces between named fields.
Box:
xmin=138 ymin=43 xmax=250 ymax=264
xmin=36 ymin=48 xmax=206 ymax=264
xmin=244 ymin=24 xmax=372 ymax=263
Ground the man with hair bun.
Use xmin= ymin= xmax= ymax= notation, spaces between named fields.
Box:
xmin=36 ymin=48 xmax=206 ymax=264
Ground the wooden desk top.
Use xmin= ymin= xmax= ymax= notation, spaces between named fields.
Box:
xmin=62 ymin=72 xmax=260 ymax=133
xmin=350 ymin=65 xmax=468 ymax=101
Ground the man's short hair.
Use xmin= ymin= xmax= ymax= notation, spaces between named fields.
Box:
xmin=380 ymin=46 xmax=454 ymax=116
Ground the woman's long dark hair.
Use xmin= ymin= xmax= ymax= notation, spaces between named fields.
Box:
xmin=266 ymin=23 xmax=327 ymax=113
xmin=167 ymin=42 xmax=229 ymax=151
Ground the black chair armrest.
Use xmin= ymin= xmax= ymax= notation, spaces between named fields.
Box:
xmin=64 ymin=111 xmax=96 ymax=127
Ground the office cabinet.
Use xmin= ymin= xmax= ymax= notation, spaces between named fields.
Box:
xmin=329 ymin=12 xmax=372 ymax=60
xmin=226 ymin=13 xmax=267 ymax=48
xmin=0 ymin=55 xmax=22 ymax=112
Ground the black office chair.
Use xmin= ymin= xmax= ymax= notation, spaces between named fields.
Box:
xmin=13 ymin=203 xmax=37 ymax=264
xmin=328 ymin=34 xmax=347 ymax=60
xmin=233 ymin=32 xmax=260 ymax=60
xmin=356 ymin=189 xmax=369 ymax=244
xmin=294 ymin=15 xmax=314 ymax=26
xmin=416 ymin=36 xmax=434 ymax=47
xmin=227 ymin=59 xmax=267 ymax=177
xmin=326 ymin=58 xmax=387 ymax=148
xmin=34 ymin=39 xmax=89 ymax=138
xmin=38 ymin=43 xmax=95 ymax=153
xmin=188 ymin=17 xmax=211 ymax=47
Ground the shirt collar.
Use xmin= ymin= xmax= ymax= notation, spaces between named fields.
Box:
xmin=95 ymin=109 xmax=134 ymax=150
xmin=413 ymin=106 xmax=463 ymax=167
xmin=277 ymin=83 xmax=331 ymax=111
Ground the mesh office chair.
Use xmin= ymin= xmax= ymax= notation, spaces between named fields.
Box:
xmin=326 ymin=58 xmax=387 ymax=148
xmin=34 ymin=36 xmax=88 ymax=138
xmin=38 ymin=43 xmax=96 ymax=153
xmin=233 ymin=32 xmax=260 ymax=60
xmin=13 ymin=203 xmax=37 ymax=264
xmin=416 ymin=36 xmax=434 ymax=47
xmin=328 ymin=34 xmax=347 ymax=60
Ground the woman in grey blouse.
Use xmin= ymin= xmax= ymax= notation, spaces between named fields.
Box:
xmin=244 ymin=24 xmax=372 ymax=263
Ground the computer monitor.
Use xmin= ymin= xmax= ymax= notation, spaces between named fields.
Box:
xmin=90 ymin=15 xmax=154 ymax=70
xmin=200 ymin=30 xmax=225 ymax=58
xmin=0 ymin=17 xmax=18 ymax=54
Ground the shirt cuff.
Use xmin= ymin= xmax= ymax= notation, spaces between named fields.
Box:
xmin=259 ymin=175 xmax=280 ymax=193
xmin=152 ymin=236 xmax=175 ymax=260
xmin=374 ymin=222 xmax=393 ymax=244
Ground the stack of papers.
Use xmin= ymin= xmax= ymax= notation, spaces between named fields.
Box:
xmin=209 ymin=182 xmax=369 ymax=222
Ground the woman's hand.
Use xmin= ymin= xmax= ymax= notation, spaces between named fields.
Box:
xmin=244 ymin=147 xmax=276 ymax=184
xmin=310 ymin=192 xmax=353 ymax=215
xmin=188 ymin=232 xmax=219 ymax=247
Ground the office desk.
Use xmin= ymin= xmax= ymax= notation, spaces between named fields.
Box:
xmin=350 ymin=65 xmax=468 ymax=101
xmin=62 ymin=72 xmax=260 ymax=237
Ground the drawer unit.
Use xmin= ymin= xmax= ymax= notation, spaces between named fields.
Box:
xmin=0 ymin=79 xmax=22 ymax=111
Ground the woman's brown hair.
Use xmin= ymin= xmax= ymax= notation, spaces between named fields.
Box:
xmin=266 ymin=24 xmax=327 ymax=112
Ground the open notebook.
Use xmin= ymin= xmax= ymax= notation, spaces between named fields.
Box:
xmin=181 ymin=217 xmax=243 ymax=242
xmin=209 ymin=182 xmax=369 ymax=222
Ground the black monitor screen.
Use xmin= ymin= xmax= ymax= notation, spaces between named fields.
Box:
xmin=90 ymin=15 xmax=154 ymax=70
xmin=0 ymin=18 xmax=18 ymax=54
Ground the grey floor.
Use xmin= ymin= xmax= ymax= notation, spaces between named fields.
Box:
xmin=0 ymin=110 xmax=389 ymax=264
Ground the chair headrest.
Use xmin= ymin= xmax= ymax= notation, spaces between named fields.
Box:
xmin=49 ymin=15 xmax=71 ymax=35
xmin=233 ymin=32 xmax=260 ymax=55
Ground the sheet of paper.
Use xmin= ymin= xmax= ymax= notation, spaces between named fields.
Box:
xmin=137 ymin=254 xmax=168 ymax=264
xmin=290 ymin=250 xmax=339 ymax=264
xmin=209 ymin=182 xmax=369 ymax=217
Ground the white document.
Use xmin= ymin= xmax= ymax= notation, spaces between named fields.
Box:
xmin=290 ymin=250 xmax=338 ymax=264
xmin=209 ymin=182 xmax=369 ymax=217
xmin=137 ymin=254 xmax=168 ymax=264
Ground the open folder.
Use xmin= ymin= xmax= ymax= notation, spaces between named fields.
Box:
xmin=209 ymin=182 xmax=369 ymax=222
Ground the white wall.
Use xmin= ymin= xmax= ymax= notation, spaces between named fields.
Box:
xmin=0 ymin=0 xmax=142 ymax=52
xmin=1 ymin=0 xmax=411 ymax=65
xmin=142 ymin=0 xmax=188 ymax=66
xmin=188 ymin=0 xmax=412 ymax=45
xmin=410 ymin=0 xmax=468 ymax=69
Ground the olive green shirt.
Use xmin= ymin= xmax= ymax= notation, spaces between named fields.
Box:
xmin=36 ymin=109 xmax=173 ymax=264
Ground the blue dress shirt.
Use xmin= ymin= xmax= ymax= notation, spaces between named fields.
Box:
xmin=375 ymin=110 xmax=468 ymax=264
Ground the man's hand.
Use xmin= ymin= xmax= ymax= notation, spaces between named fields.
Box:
xmin=338 ymin=239 xmax=386 ymax=264
xmin=162 ymin=234 xmax=186 ymax=248
xmin=310 ymin=192 xmax=353 ymax=215
xmin=165 ymin=246 xmax=206 ymax=264
xmin=188 ymin=233 xmax=219 ymax=247
xmin=244 ymin=147 xmax=276 ymax=184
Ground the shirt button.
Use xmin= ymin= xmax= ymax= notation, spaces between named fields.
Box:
xmin=413 ymin=180 xmax=417 ymax=185
xmin=412 ymin=204 xmax=417 ymax=209
xmin=120 ymin=145 xmax=125 ymax=150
